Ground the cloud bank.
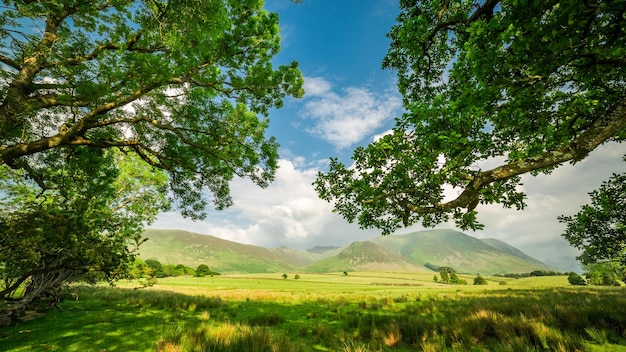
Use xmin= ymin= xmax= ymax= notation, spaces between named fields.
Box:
xmin=151 ymin=142 xmax=626 ymax=266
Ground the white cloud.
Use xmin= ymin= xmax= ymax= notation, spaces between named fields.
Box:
xmin=151 ymin=142 xmax=626 ymax=267
xmin=470 ymin=142 xmax=626 ymax=261
xmin=150 ymin=158 xmax=381 ymax=249
xmin=303 ymin=76 xmax=333 ymax=96
xmin=301 ymin=76 xmax=402 ymax=149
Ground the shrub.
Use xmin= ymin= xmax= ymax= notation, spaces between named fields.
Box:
xmin=474 ymin=276 xmax=488 ymax=285
xmin=567 ymin=272 xmax=586 ymax=286
xmin=195 ymin=264 xmax=210 ymax=277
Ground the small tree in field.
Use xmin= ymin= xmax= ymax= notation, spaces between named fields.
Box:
xmin=584 ymin=263 xmax=622 ymax=286
xmin=128 ymin=258 xmax=158 ymax=288
xmin=450 ymin=272 xmax=466 ymax=285
xmin=439 ymin=270 xmax=450 ymax=283
xmin=145 ymin=259 xmax=165 ymax=278
xmin=195 ymin=265 xmax=211 ymax=278
xmin=567 ymin=272 xmax=586 ymax=286
xmin=473 ymin=276 xmax=488 ymax=285
xmin=282 ymin=273 xmax=288 ymax=280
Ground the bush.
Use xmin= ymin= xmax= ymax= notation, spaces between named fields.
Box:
xmin=473 ymin=276 xmax=488 ymax=285
xmin=195 ymin=264 xmax=217 ymax=277
xmin=567 ymin=272 xmax=586 ymax=285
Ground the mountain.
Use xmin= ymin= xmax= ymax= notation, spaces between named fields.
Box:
xmin=269 ymin=246 xmax=342 ymax=267
xmin=139 ymin=229 xmax=297 ymax=274
xmin=304 ymin=241 xmax=430 ymax=273
xmin=139 ymin=229 xmax=555 ymax=275
xmin=478 ymin=238 xmax=547 ymax=266
xmin=307 ymin=246 xmax=341 ymax=255
xmin=369 ymin=229 xmax=556 ymax=275
xmin=542 ymin=256 xmax=583 ymax=274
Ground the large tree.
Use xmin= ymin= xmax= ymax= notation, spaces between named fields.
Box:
xmin=559 ymin=170 xmax=626 ymax=281
xmin=315 ymin=0 xmax=626 ymax=234
xmin=0 ymin=148 xmax=169 ymax=319
xmin=0 ymin=0 xmax=303 ymax=216
xmin=0 ymin=0 xmax=301 ymax=322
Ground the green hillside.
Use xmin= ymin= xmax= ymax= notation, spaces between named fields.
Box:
xmin=479 ymin=238 xmax=547 ymax=266
xmin=305 ymin=241 xmax=428 ymax=273
xmin=139 ymin=229 xmax=296 ymax=274
xmin=139 ymin=229 xmax=555 ymax=275
xmin=269 ymin=246 xmax=341 ymax=267
xmin=304 ymin=241 xmax=430 ymax=273
xmin=370 ymin=229 xmax=556 ymax=275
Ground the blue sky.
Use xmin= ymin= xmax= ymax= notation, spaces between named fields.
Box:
xmin=151 ymin=0 xmax=626 ymax=270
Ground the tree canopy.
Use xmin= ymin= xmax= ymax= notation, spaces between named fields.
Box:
xmin=0 ymin=0 xmax=303 ymax=217
xmin=0 ymin=148 xmax=169 ymax=310
xmin=315 ymin=0 xmax=626 ymax=234
xmin=0 ymin=0 xmax=302 ymax=319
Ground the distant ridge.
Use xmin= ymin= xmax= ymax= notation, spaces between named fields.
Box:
xmin=304 ymin=241 xmax=430 ymax=273
xmin=140 ymin=229 xmax=297 ymax=274
xmin=478 ymin=238 xmax=547 ymax=266
xmin=308 ymin=246 xmax=341 ymax=254
xmin=368 ymin=229 xmax=556 ymax=275
xmin=140 ymin=229 xmax=556 ymax=275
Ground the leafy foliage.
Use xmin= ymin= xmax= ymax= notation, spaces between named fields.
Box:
xmin=473 ymin=275 xmax=488 ymax=285
xmin=439 ymin=270 xmax=450 ymax=283
xmin=567 ymin=272 xmax=586 ymax=286
xmin=0 ymin=0 xmax=300 ymax=320
xmin=315 ymin=0 xmax=626 ymax=234
xmin=0 ymin=0 xmax=303 ymax=217
xmin=0 ymin=149 xmax=169 ymax=309
xmin=193 ymin=264 xmax=219 ymax=277
xmin=583 ymin=263 xmax=623 ymax=286
xmin=559 ymin=172 xmax=626 ymax=280
xmin=145 ymin=259 xmax=165 ymax=278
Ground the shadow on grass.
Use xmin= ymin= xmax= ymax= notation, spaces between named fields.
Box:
xmin=1 ymin=286 xmax=626 ymax=351
xmin=0 ymin=287 xmax=222 ymax=352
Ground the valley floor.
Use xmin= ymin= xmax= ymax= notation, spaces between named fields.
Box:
xmin=1 ymin=272 xmax=625 ymax=351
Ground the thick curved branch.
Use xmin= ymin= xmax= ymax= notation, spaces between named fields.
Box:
xmin=0 ymin=8 xmax=74 ymax=125
xmin=0 ymin=54 xmax=21 ymax=71
xmin=0 ymin=265 xmax=68 ymax=300
xmin=402 ymin=97 xmax=626 ymax=219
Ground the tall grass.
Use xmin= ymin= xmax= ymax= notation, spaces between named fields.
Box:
xmin=156 ymin=322 xmax=302 ymax=352
xmin=1 ymin=278 xmax=625 ymax=351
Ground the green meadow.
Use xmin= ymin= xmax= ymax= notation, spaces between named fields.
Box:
xmin=2 ymin=273 xmax=626 ymax=351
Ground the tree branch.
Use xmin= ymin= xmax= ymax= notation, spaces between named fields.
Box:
xmin=0 ymin=54 xmax=21 ymax=71
xmin=401 ymin=96 xmax=626 ymax=220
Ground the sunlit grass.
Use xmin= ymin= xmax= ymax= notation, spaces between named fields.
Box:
xmin=1 ymin=273 xmax=624 ymax=351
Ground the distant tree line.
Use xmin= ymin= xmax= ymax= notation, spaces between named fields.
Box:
xmin=425 ymin=264 xmax=566 ymax=280
xmin=128 ymin=259 xmax=220 ymax=287
xmin=493 ymin=270 xmax=567 ymax=278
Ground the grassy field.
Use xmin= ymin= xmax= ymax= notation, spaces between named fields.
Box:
xmin=1 ymin=272 xmax=625 ymax=351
